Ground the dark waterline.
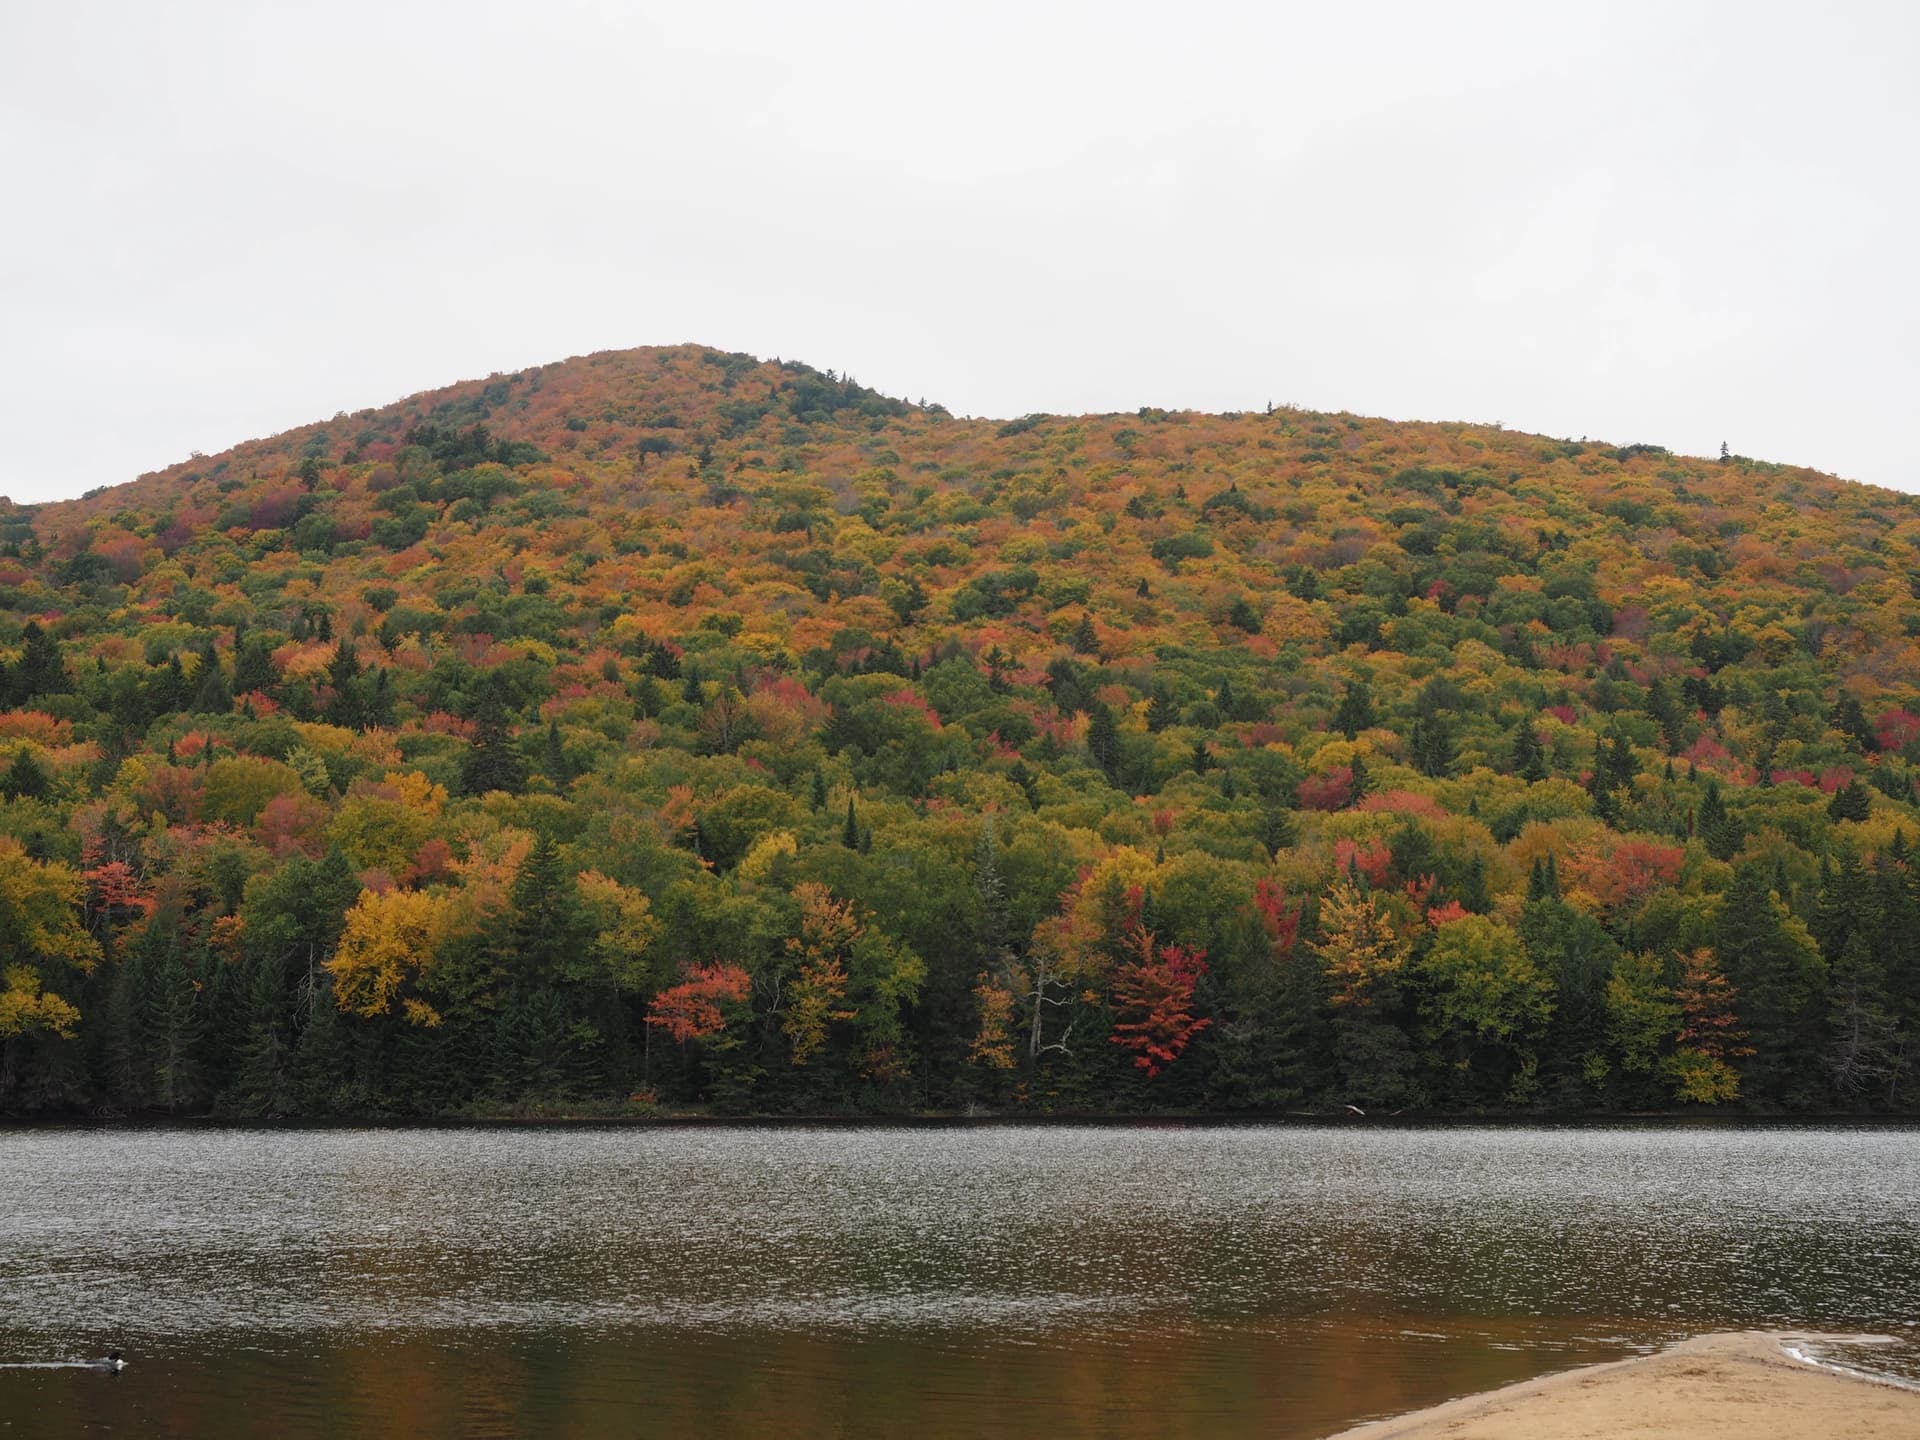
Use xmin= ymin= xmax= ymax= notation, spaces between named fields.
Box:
xmin=4 ymin=1125 xmax=1917 ymax=1437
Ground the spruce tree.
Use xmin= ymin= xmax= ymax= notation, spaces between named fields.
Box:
xmin=1 ymin=748 xmax=50 ymax=801
xmin=1714 ymin=863 xmax=1825 ymax=1106
xmin=1145 ymin=686 xmax=1178 ymax=733
xmin=1512 ymin=720 xmax=1549 ymax=783
xmin=461 ymin=703 xmax=529 ymax=796
xmin=1334 ymin=681 xmax=1373 ymax=740
xmin=1697 ymin=779 xmax=1743 ymax=861
xmin=190 ymin=644 xmax=231 ymax=714
xmin=1086 ymin=702 xmax=1121 ymax=782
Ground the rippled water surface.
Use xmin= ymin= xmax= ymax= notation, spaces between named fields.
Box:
xmin=2 ymin=1124 xmax=1917 ymax=1437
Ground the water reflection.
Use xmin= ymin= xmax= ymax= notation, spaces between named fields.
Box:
xmin=2 ymin=1124 xmax=1917 ymax=1437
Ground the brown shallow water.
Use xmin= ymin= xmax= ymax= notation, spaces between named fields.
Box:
xmin=2 ymin=1124 xmax=1916 ymax=1437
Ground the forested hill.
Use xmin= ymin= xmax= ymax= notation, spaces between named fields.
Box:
xmin=4 ymin=343 xmax=1920 ymax=1119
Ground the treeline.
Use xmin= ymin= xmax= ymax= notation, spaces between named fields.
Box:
xmin=3 ymin=647 xmax=1917 ymax=1117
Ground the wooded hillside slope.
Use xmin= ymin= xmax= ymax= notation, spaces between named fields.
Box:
xmin=3 ymin=344 xmax=1918 ymax=1116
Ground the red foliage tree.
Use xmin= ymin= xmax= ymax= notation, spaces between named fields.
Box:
xmin=646 ymin=963 xmax=752 ymax=1043
xmin=1109 ymin=926 xmax=1210 ymax=1077
xmin=1877 ymin=709 xmax=1920 ymax=753
xmin=1252 ymin=878 xmax=1300 ymax=961
xmin=1332 ymin=836 xmax=1393 ymax=887
xmin=1297 ymin=766 xmax=1354 ymax=811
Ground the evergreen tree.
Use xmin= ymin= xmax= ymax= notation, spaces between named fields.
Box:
xmin=1512 ymin=720 xmax=1549 ymax=782
xmin=232 ymin=635 xmax=277 ymax=697
xmin=14 ymin=621 xmax=71 ymax=700
xmin=502 ymin=831 xmax=588 ymax=995
xmin=460 ymin=704 xmax=528 ymax=796
xmin=365 ymin=668 xmax=396 ymax=729
xmin=1714 ymin=863 xmax=1826 ymax=1106
xmin=1460 ymin=854 xmax=1491 ymax=913
xmin=138 ymin=923 xmax=202 ymax=1114
xmin=1086 ymin=702 xmax=1121 ymax=782
xmin=149 ymin=655 xmax=190 ymax=715
xmin=1411 ymin=714 xmax=1455 ymax=777
xmin=1 ymin=748 xmax=50 ymax=801
xmin=1827 ymin=779 xmax=1873 ymax=823
xmin=1070 ymin=614 xmax=1100 ymax=655
xmin=1348 ymin=754 xmax=1370 ymax=803
xmin=1008 ymin=761 xmax=1041 ymax=812
xmin=1145 ymin=686 xmax=1178 ymax=733
xmin=1831 ymin=693 xmax=1876 ymax=752
xmin=541 ymin=718 xmax=572 ymax=785
xmin=1523 ymin=897 xmax=1617 ymax=1106
xmin=1334 ymin=681 xmax=1374 ymax=740
xmin=190 ymin=644 xmax=231 ymax=714
xmin=326 ymin=641 xmax=365 ymax=729
xmin=1697 ymin=779 xmax=1743 ymax=861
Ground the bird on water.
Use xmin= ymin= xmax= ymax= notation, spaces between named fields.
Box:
xmin=89 ymin=1350 xmax=126 ymax=1373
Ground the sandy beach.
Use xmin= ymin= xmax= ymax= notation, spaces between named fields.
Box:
xmin=1325 ymin=1331 xmax=1920 ymax=1439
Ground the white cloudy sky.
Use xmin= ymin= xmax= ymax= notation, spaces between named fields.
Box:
xmin=2 ymin=1 xmax=1915 ymax=502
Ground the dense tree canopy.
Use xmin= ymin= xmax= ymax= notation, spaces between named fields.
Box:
xmin=2 ymin=344 xmax=1920 ymax=1116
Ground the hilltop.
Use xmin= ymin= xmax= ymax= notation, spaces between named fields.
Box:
xmin=2 ymin=344 xmax=1918 ymax=1118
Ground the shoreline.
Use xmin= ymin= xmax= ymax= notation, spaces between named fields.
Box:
xmin=5 ymin=1110 xmax=1920 ymax=1131
xmin=1324 ymin=1331 xmax=1920 ymax=1440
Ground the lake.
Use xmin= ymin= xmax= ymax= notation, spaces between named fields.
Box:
xmin=2 ymin=1124 xmax=1916 ymax=1437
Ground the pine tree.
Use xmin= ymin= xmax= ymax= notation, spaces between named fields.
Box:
xmin=843 ymin=796 xmax=860 ymax=849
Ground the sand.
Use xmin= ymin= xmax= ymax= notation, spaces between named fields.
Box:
xmin=1324 ymin=1331 xmax=1920 ymax=1439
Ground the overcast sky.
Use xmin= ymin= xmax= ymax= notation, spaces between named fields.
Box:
xmin=3 ymin=1 xmax=1915 ymax=503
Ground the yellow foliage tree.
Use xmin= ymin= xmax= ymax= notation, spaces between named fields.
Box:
xmin=574 ymin=869 xmax=663 ymax=991
xmin=1318 ymin=873 xmax=1410 ymax=1009
xmin=326 ymin=886 xmax=451 ymax=1025
xmin=0 ymin=838 xmax=98 ymax=1041
xmin=784 ymin=882 xmax=859 ymax=1065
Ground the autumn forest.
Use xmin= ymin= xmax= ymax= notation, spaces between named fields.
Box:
xmin=3 ymin=344 xmax=1919 ymax=1119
